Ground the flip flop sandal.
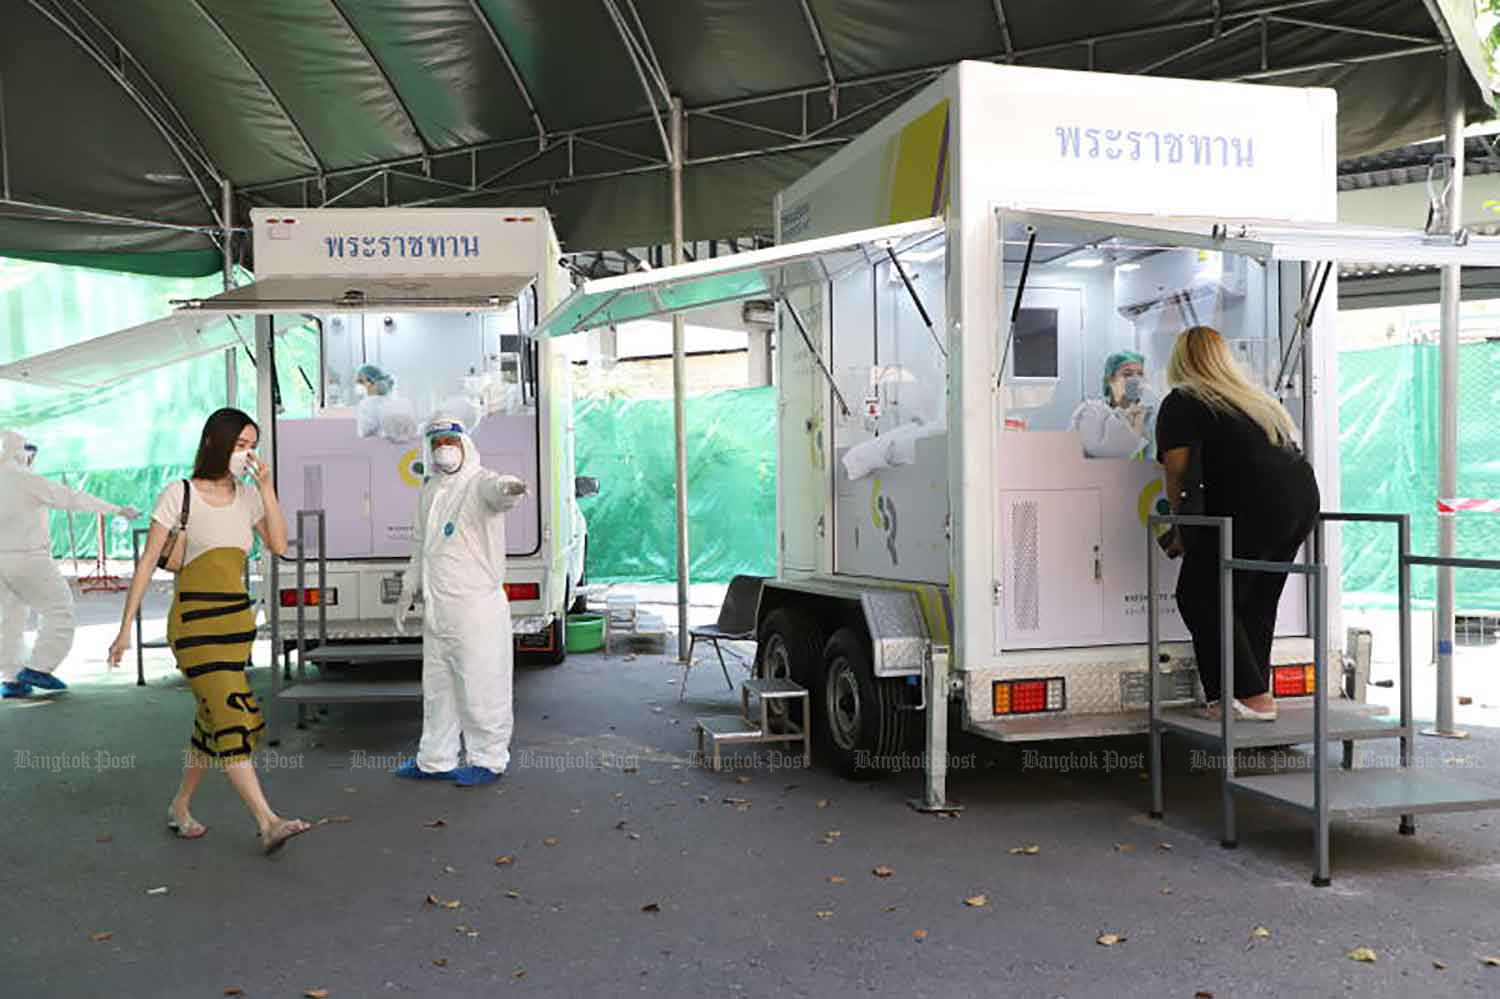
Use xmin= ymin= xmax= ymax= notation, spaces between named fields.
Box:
xmin=261 ymin=818 xmax=311 ymax=855
xmin=166 ymin=809 xmax=207 ymax=840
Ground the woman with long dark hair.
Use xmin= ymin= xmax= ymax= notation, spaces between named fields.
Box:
xmin=108 ymin=408 xmax=310 ymax=853
xmin=1156 ymin=327 xmax=1321 ymax=722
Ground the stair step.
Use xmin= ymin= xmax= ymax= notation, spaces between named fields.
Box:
xmin=696 ymin=715 xmax=764 ymax=741
xmin=1230 ymin=768 xmax=1500 ymax=819
xmin=304 ymin=643 xmax=423 ymax=664
xmin=1157 ymin=701 xmax=1403 ymax=749
xmin=743 ymin=677 xmax=808 ymax=699
xmin=276 ymin=681 xmax=423 ymax=704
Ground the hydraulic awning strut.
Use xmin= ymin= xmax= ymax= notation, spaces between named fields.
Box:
xmin=780 ymin=293 xmax=852 ymax=418
xmin=997 ymin=226 xmax=1038 ymax=387
xmin=883 ymin=246 xmax=947 ymax=358
xmin=1274 ymin=260 xmax=1332 ymax=400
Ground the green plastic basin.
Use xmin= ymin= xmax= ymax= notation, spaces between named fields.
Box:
xmin=565 ymin=613 xmax=605 ymax=653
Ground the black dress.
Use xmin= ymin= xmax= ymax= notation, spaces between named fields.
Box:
xmin=1155 ymin=389 xmax=1321 ymax=702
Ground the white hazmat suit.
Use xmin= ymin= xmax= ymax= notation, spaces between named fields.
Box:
xmin=396 ymin=416 xmax=526 ymax=778
xmin=0 ymin=430 xmax=132 ymax=689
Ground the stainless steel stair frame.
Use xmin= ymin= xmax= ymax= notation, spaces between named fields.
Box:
xmin=293 ymin=509 xmax=329 ymax=731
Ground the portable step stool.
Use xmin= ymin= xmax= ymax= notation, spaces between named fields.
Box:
xmin=1147 ymin=511 xmax=1500 ymax=886
xmin=695 ymin=676 xmax=811 ymax=771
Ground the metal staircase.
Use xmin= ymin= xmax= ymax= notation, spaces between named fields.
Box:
xmin=1147 ymin=511 xmax=1500 ymax=885
xmin=695 ymin=676 xmax=812 ymax=772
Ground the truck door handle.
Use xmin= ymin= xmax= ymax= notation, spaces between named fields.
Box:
xmin=1093 ymin=545 xmax=1102 ymax=582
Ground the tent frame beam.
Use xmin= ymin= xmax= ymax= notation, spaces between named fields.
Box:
xmin=25 ymin=0 xmax=222 ymax=223
xmin=232 ymin=0 xmax=1442 ymax=216
xmin=325 ymin=0 xmax=432 ymax=159
xmin=466 ymin=0 xmax=548 ymax=150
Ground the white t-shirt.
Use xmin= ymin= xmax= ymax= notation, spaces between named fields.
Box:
xmin=152 ymin=479 xmax=266 ymax=566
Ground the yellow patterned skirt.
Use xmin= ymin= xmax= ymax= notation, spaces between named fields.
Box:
xmin=166 ymin=547 xmax=262 ymax=762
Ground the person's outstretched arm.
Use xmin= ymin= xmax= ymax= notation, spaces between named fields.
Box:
xmin=477 ymin=471 xmax=527 ymax=514
xmin=19 ymin=470 xmax=130 ymax=517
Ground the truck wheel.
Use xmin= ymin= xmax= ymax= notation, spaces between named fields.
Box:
xmin=820 ymin=627 xmax=909 ymax=781
xmin=518 ymin=616 xmax=567 ymax=667
xmin=755 ymin=608 xmax=823 ymax=735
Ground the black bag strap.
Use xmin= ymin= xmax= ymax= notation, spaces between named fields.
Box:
xmin=178 ymin=479 xmax=191 ymax=529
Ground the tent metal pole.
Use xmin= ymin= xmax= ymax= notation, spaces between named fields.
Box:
xmin=671 ymin=96 xmax=691 ymax=663
xmin=222 ymin=179 xmax=237 ymax=409
xmin=1429 ymin=46 xmax=1467 ymax=739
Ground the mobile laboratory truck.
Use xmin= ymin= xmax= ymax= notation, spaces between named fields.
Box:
xmin=0 ymin=207 xmax=588 ymax=690
xmin=537 ymin=60 xmax=1500 ymax=802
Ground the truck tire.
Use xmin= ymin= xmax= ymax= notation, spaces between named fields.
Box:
xmin=820 ymin=627 xmax=910 ymax=781
xmin=755 ymin=608 xmax=823 ymax=735
xmin=518 ymin=616 xmax=566 ymax=667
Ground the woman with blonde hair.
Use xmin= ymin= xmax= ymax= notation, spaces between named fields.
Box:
xmin=1155 ymin=326 xmax=1320 ymax=722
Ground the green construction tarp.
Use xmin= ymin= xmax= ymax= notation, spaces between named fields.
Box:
xmin=574 ymin=388 xmax=777 ymax=583
xmin=1340 ymin=340 xmax=1500 ymax=611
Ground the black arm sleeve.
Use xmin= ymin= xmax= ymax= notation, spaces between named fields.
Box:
xmin=1154 ymin=390 xmax=1209 ymax=463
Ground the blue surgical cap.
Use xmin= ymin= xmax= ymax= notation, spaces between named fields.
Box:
xmin=356 ymin=364 xmax=395 ymax=395
xmin=1101 ymin=350 xmax=1145 ymax=398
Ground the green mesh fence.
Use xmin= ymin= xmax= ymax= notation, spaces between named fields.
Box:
xmin=1339 ymin=341 xmax=1500 ymax=611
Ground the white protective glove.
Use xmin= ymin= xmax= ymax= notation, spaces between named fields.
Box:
xmin=502 ymin=478 xmax=528 ymax=497
xmin=394 ymin=584 xmax=416 ymax=635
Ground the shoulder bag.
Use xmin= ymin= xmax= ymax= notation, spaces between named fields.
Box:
xmin=157 ymin=480 xmax=191 ymax=572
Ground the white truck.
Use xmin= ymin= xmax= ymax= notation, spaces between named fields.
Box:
xmin=536 ymin=61 xmax=1500 ymax=803
xmin=0 ymin=208 xmax=589 ymax=702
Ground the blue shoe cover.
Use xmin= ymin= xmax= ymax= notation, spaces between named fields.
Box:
xmin=392 ymin=759 xmax=456 ymax=781
xmin=1 ymin=681 xmax=31 ymax=699
xmin=16 ymin=668 xmax=66 ymax=691
xmin=453 ymin=765 xmax=503 ymax=788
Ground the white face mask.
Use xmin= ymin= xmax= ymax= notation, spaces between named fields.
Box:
xmin=229 ymin=450 xmax=252 ymax=479
xmin=354 ymin=383 xmax=369 ymax=398
xmin=432 ymin=446 xmax=463 ymax=474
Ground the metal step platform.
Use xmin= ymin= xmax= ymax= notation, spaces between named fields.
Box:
xmin=1230 ymin=769 xmax=1500 ymax=820
xmin=696 ymin=675 xmax=811 ymax=771
xmin=1147 ymin=511 xmax=1500 ymax=886
xmin=303 ymin=643 xmax=423 ymax=665
xmin=1157 ymin=701 xmax=1401 ymax=748
xmin=275 ymin=681 xmax=423 ymax=704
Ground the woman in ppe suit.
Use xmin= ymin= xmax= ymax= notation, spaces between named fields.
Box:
xmin=393 ymin=413 xmax=528 ymax=788
xmin=0 ymin=430 xmax=138 ymax=698
xmin=1068 ymin=351 xmax=1158 ymax=459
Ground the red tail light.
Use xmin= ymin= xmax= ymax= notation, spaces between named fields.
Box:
xmin=1272 ymin=664 xmax=1316 ymax=697
xmin=503 ymin=582 xmax=540 ymax=602
xmin=279 ymin=587 xmax=337 ymax=608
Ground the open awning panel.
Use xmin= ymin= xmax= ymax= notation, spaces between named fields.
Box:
xmin=179 ymin=273 xmax=534 ymax=314
xmin=536 ymin=217 xmax=944 ymax=338
xmin=0 ymin=312 xmax=250 ymax=393
xmin=1008 ymin=209 xmax=1500 ymax=269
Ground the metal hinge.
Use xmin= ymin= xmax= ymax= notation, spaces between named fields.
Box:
xmin=992 ymin=580 xmax=1002 ymax=605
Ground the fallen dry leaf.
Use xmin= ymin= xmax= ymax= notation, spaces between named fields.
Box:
xmin=432 ymin=958 xmax=448 ymax=968
xmin=1160 ymin=886 xmax=1173 ymax=895
xmin=224 ymin=990 xmax=245 ymax=998
xmin=615 ymin=820 xmax=628 ymax=830
xmin=622 ymin=765 xmax=639 ymax=774
xmin=881 ymin=906 xmax=898 ymax=913
xmin=1008 ymin=844 xmax=1041 ymax=856
xmin=816 ymin=799 xmax=830 ymax=809
xmin=89 ymin=931 xmax=112 ymax=943
xmin=1483 ymin=956 xmax=1500 ymax=967
xmin=913 ymin=929 xmax=928 ymax=942
xmin=1433 ymin=960 xmax=1448 ymax=971
xmin=1251 ymin=926 xmax=1272 ymax=940
xmin=627 ymin=833 xmax=642 ymax=841
xmin=495 ymin=856 xmax=514 ymax=866
xmin=1113 ymin=843 xmax=1136 ymax=853
xmin=424 ymin=818 xmax=447 ymax=828
xmin=736 ymin=776 xmax=751 ymax=785
xmin=722 ymin=797 xmax=750 ymax=806
xmin=146 ymin=886 xmax=169 ymax=896
xmin=304 ymin=991 xmax=330 ymax=999
xmin=96 ymin=834 xmax=113 ymax=844
xmin=815 ymin=911 xmax=833 ymax=920
xmin=443 ymin=865 xmax=456 ymax=874
xmin=1194 ymin=992 xmax=1214 ymax=999
xmin=506 ymin=890 xmax=521 ymax=899
xmin=1155 ymin=842 xmax=1173 ymax=851
xmin=317 ymin=816 xmax=352 ymax=825
xmin=543 ymin=836 xmax=560 ymax=847
xmin=641 ymin=902 xmax=661 ymax=913
xmin=612 ymin=792 xmax=626 ymax=800
xmin=442 ymin=899 xmax=462 ymax=910
xmin=513 ymin=969 xmax=527 ymax=980
xmin=872 ymin=865 xmax=895 ymax=878
xmin=964 ymin=895 xmax=988 ymax=908
xmin=827 ymin=875 xmax=847 ymax=885
xmin=1347 ymin=946 xmax=1378 ymax=963
xmin=1096 ymin=933 xmax=1126 ymax=947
